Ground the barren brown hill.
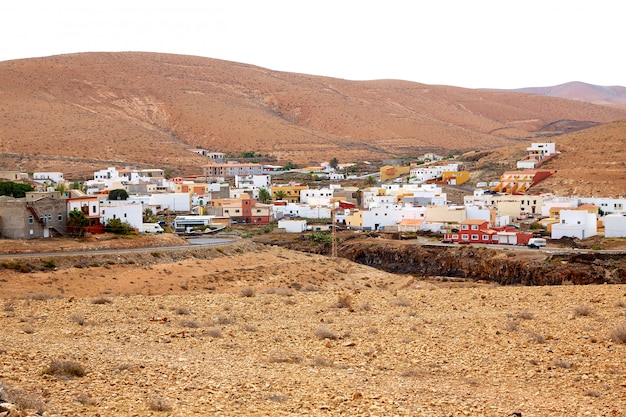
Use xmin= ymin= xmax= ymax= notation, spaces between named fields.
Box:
xmin=2 ymin=52 xmax=626 ymax=176
xmin=509 ymin=81 xmax=626 ymax=106
xmin=469 ymin=118 xmax=626 ymax=197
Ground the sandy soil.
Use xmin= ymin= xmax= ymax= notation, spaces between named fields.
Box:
xmin=1 ymin=237 xmax=626 ymax=416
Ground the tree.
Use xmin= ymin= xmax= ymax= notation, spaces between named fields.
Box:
xmin=0 ymin=181 xmax=34 ymax=198
xmin=143 ymin=208 xmax=155 ymax=222
xmin=55 ymin=183 xmax=66 ymax=195
xmin=108 ymin=189 xmax=129 ymax=201
xmin=283 ymin=162 xmax=298 ymax=171
xmin=70 ymin=180 xmax=83 ymax=190
xmin=363 ymin=176 xmax=377 ymax=187
xmin=258 ymin=188 xmax=271 ymax=203
xmin=105 ymin=218 xmax=135 ymax=235
xmin=67 ymin=208 xmax=89 ymax=237
xmin=274 ymin=190 xmax=287 ymax=201
xmin=329 ymin=157 xmax=339 ymax=169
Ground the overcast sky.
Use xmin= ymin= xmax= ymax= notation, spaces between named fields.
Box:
xmin=2 ymin=0 xmax=624 ymax=89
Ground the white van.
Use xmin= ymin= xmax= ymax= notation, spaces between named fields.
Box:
xmin=528 ymin=238 xmax=546 ymax=249
xmin=141 ymin=223 xmax=164 ymax=234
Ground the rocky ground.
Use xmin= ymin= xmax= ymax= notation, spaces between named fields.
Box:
xmin=1 ymin=234 xmax=626 ymax=416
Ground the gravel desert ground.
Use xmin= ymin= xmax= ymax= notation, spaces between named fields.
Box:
xmin=1 ymin=237 xmax=626 ymax=416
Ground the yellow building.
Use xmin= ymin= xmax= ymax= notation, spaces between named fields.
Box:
xmin=174 ymin=183 xmax=210 ymax=194
xmin=272 ymin=184 xmax=309 ymax=203
xmin=380 ymin=165 xmax=411 ymax=183
xmin=441 ymin=171 xmax=470 ymax=186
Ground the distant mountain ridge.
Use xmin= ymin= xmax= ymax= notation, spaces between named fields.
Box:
xmin=507 ymin=81 xmax=626 ymax=105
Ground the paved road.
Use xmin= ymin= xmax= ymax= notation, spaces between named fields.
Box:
xmin=417 ymin=238 xmax=626 ymax=255
xmin=0 ymin=237 xmax=237 ymax=259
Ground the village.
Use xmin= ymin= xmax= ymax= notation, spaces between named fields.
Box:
xmin=1 ymin=141 xmax=625 ymax=246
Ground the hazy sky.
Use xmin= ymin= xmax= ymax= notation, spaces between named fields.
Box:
xmin=2 ymin=0 xmax=624 ymax=89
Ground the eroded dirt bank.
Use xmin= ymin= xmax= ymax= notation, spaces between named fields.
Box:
xmin=257 ymin=232 xmax=626 ymax=286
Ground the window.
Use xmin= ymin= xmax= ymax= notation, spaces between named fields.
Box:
xmin=461 ymin=234 xmax=469 ymax=240
xmin=461 ymin=224 xmax=469 ymax=230
xmin=482 ymin=235 xmax=489 ymax=241
xmin=471 ymin=224 xmax=478 ymax=230
xmin=92 ymin=205 xmax=96 ymax=213
xmin=57 ymin=213 xmax=62 ymax=221
xmin=471 ymin=234 xmax=479 ymax=240
xmin=235 ymin=209 xmax=240 ymax=213
xmin=28 ymin=216 xmax=34 ymax=224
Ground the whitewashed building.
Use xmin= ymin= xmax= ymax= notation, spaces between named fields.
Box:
xmin=604 ymin=215 xmax=626 ymax=238
xmin=551 ymin=209 xmax=597 ymax=240
xmin=100 ymin=201 xmax=144 ymax=230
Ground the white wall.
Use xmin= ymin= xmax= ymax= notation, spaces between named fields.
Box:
xmin=277 ymin=219 xmax=307 ymax=233
xmin=604 ymin=215 xmax=626 ymax=238
xmin=100 ymin=202 xmax=143 ymax=230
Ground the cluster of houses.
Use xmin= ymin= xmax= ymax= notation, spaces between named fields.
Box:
xmin=1 ymin=142 xmax=625 ymax=242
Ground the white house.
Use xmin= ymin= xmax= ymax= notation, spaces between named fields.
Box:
xmin=100 ymin=201 xmax=144 ymax=231
xmin=360 ymin=203 xmax=426 ymax=231
xmin=272 ymin=203 xmax=332 ymax=220
xmin=300 ymin=188 xmax=335 ymax=205
xmin=576 ymin=197 xmax=626 ymax=215
xmin=33 ymin=172 xmax=64 ymax=184
xmin=603 ymin=214 xmax=626 ymax=238
xmin=409 ymin=164 xmax=459 ymax=183
xmin=551 ymin=209 xmax=597 ymax=240
xmin=517 ymin=142 xmax=558 ymax=169
xmin=277 ymin=219 xmax=307 ymax=233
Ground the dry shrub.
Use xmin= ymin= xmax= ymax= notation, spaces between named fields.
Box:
xmin=263 ymin=287 xmax=294 ymax=297
xmin=76 ymin=393 xmax=97 ymax=405
xmin=504 ymin=320 xmax=519 ymax=332
xmin=23 ymin=292 xmax=56 ymax=301
xmin=529 ymin=333 xmax=546 ymax=344
xmin=390 ymin=297 xmax=412 ymax=307
xmin=314 ymin=326 xmax=338 ymax=340
xmin=573 ymin=304 xmax=593 ymax=317
xmin=552 ymin=360 xmax=574 ymax=369
xmin=179 ymin=320 xmax=200 ymax=328
xmin=333 ymin=293 xmax=352 ymax=309
xmin=147 ymin=397 xmax=172 ymax=412
xmin=400 ymin=369 xmax=422 ymax=378
xmin=311 ymin=356 xmax=334 ymax=367
xmin=91 ymin=296 xmax=112 ymax=305
xmin=610 ymin=323 xmax=626 ymax=344
xmin=301 ymin=284 xmax=320 ymax=292
xmin=268 ymin=352 xmax=303 ymax=364
xmin=0 ymin=382 xmax=47 ymax=411
xmin=207 ymin=328 xmax=222 ymax=338
xmin=516 ymin=310 xmax=534 ymax=320
xmin=240 ymin=287 xmax=256 ymax=298
xmin=173 ymin=306 xmax=192 ymax=315
xmin=43 ymin=359 xmax=85 ymax=378
xmin=266 ymin=394 xmax=289 ymax=402
xmin=70 ymin=314 xmax=86 ymax=326
xmin=215 ymin=315 xmax=235 ymax=325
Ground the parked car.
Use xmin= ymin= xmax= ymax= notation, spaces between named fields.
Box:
xmin=528 ymin=238 xmax=547 ymax=249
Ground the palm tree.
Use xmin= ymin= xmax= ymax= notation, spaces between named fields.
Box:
xmin=258 ymin=188 xmax=271 ymax=203
xmin=363 ymin=175 xmax=377 ymax=187
xmin=67 ymin=208 xmax=89 ymax=237
xmin=274 ymin=190 xmax=287 ymax=201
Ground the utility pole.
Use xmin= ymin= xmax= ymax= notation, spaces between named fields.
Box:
xmin=331 ymin=206 xmax=337 ymax=258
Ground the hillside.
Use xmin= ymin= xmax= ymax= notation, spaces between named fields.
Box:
xmin=1 ymin=52 xmax=626 ymax=177
xmin=508 ymin=81 xmax=626 ymax=106
xmin=468 ymin=119 xmax=626 ymax=197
